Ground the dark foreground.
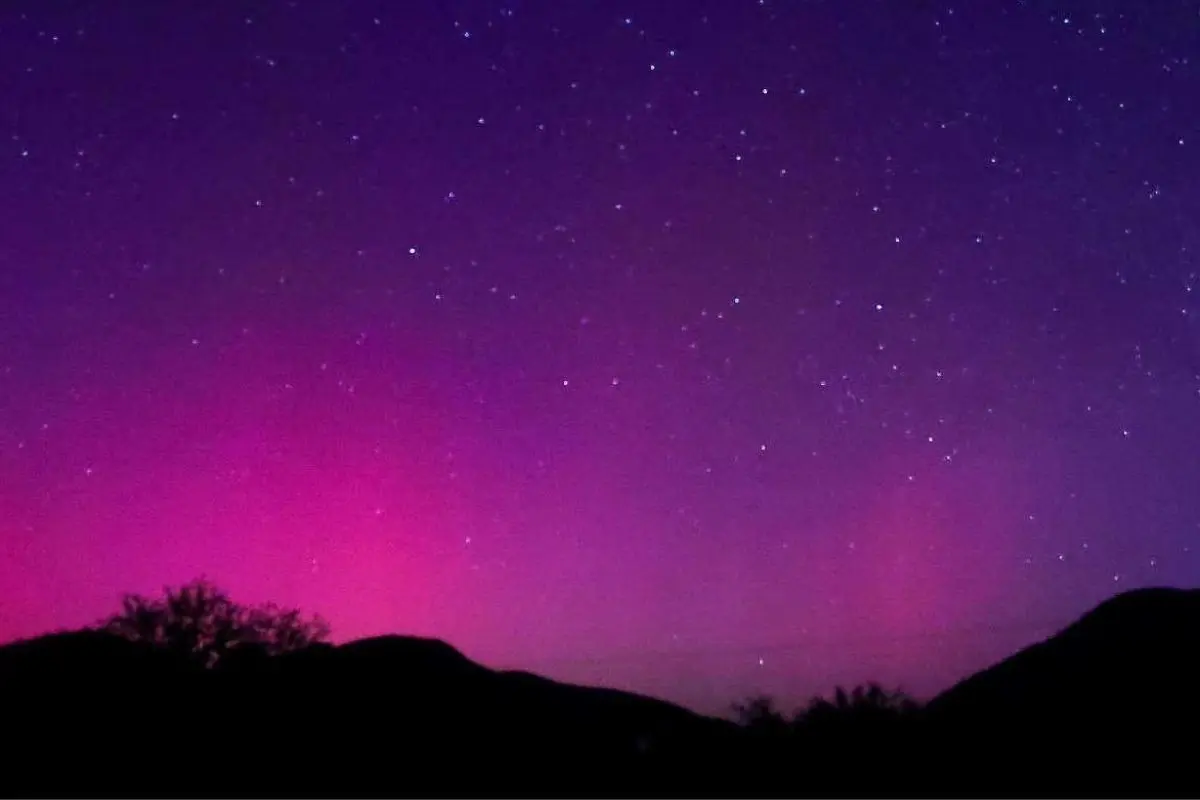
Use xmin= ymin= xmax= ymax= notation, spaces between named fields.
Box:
xmin=4 ymin=587 xmax=1200 ymax=797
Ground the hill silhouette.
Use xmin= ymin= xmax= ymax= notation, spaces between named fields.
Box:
xmin=2 ymin=586 xmax=1199 ymax=795
xmin=0 ymin=628 xmax=736 ymax=795
xmin=922 ymin=586 xmax=1200 ymax=794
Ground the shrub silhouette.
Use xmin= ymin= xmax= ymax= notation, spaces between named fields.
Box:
xmin=799 ymin=682 xmax=919 ymax=724
xmin=733 ymin=684 xmax=919 ymax=735
xmin=795 ymin=683 xmax=919 ymax=739
xmin=791 ymin=682 xmax=922 ymax=774
xmin=726 ymin=685 xmax=924 ymax=790
xmin=731 ymin=693 xmax=792 ymax=734
xmin=99 ymin=577 xmax=330 ymax=667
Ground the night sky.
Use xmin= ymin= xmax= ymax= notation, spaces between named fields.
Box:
xmin=2 ymin=1 xmax=1198 ymax=716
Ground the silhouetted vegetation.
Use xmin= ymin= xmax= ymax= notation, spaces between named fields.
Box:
xmin=732 ymin=682 xmax=920 ymax=733
xmin=731 ymin=692 xmax=791 ymax=731
xmin=1 ymin=584 xmax=1198 ymax=795
xmin=728 ymin=683 xmax=923 ymax=788
xmin=796 ymin=682 xmax=920 ymax=740
xmin=98 ymin=577 xmax=330 ymax=667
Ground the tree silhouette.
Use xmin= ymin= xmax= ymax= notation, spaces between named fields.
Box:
xmin=794 ymin=682 xmax=920 ymax=747
xmin=99 ymin=577 xmax=329 ymax=667
xmin=731 ymin=694 xmax=793 ymax=734
xmin=800 ymin=683 xmax=919 ymax=721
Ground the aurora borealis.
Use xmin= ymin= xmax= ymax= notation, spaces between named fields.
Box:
xmin=1 ymin=2 xmax=1198 ymax=715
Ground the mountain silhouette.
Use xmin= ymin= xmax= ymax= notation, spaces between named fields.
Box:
xmin=0 ymin=629 xmax=735 ymax=795
xmin=922 ymin=587 xmax=1200 ymax=793
xmin=4 ymin=587 xmax=1200 ymax=795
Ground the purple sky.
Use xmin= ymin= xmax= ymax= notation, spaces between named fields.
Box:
xmin=1 ymin=1 xmax=1198 ymax=717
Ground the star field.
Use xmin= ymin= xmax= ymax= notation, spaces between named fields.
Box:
xmin=1 ymin=1 xmax=1198 ymax=715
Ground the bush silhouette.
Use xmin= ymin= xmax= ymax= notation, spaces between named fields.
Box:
xmin=799 ymin=683 xmax=919 ymax=724
xmin=99 ymin=577 xmax=329 ymax=667
xmin=794 ymin=683 xmax=919 ymax=741
xmin=731 ymin=693 xmax=792 ymax=734
xmin=732 ymin=684 xmax=919 ymax=735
